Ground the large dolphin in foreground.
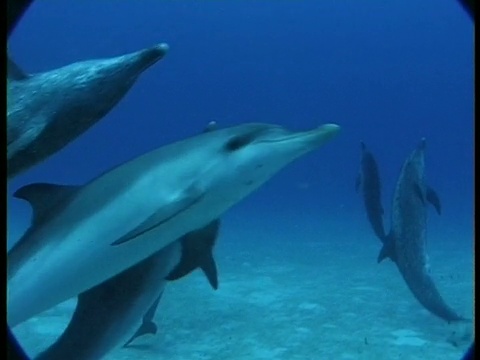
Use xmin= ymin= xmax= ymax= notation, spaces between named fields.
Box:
xmin=34 ymin=220 xmax=220 ymax=360
xmin=358 ymin=140 xmax=466 ymax=322
xmin=7 ymin=122 xmax=340 ymax=327
xmin=7 ymin=42 xmax=169 ymax=179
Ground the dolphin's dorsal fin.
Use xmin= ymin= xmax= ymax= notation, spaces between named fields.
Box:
xmin=13 ymin=183 xmax=80 ymax=225
xmin=203 ymin=121 xmax=217 ymax=133
xmin=7 ymin=56 xmax=29 ymax=80
xmin=426 ymin=185 xmax=441 ymax=215
xmin=165 ymin=219 xmax=220 ymax=290
xmin=200 ymin=252 xmax=219 ymax=290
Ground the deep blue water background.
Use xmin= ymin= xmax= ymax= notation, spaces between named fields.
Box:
xmin=8 ymin=0 xmax=473 ymax=245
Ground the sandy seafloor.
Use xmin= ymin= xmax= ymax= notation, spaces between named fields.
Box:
xmin=10 ymin=210 xmax=473 ymax=360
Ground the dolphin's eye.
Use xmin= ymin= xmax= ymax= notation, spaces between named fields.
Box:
xmin=224 ymin=134 xmax=254 ymax=152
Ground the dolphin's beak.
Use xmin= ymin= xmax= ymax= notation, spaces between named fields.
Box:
xmin=312 ymin=123 xmax=341 ymax=144
xmin=418 ymin=137 xmax=426 ymax=150
xmin=286 ymin=123 xmax=341 ymax=147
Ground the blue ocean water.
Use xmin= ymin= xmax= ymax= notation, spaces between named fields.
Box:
xmin=7 ymin=1 xmax=474 ymax=359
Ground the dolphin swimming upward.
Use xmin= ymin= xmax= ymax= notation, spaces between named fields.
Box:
xmin=358 ymin=140 xmax=466 ymax=323
xmin=7 ymin=42 xmax=169 ymax=178
xmin=35 ymin=220 xmax=220 ymax=360
xmin=8 ymin=122 xmax=340 ymax=327
xmin=356 ymin=142 xmax=387 ymax=241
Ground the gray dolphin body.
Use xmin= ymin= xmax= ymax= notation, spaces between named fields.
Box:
xmin=34 ymin=241 xmax=180 ymax=360
xmin=7 ymin=122 xmax=340 ymax=327
xmin=34 ymin=220 xmax=220 ymax=360
xmin=377 ymin=139 xmax=465 ymax=322
xmin=7 ymin=42 xmax=169 ymax=178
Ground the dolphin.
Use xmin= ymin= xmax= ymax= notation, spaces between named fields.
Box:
xmin=7 ymin=122 xmax=340 ymax=327
xmin=34 ymin=220 xmax=220 ymax=360
xmin=7 ymin=42 xmax=169 ymax=178
xmin=375 ymin=139 xmax=466 ymax=322
xmin=356 ymin=142 xmax=387 ymax=242
xmin=34 ymin=241 xmax=180 ymax=360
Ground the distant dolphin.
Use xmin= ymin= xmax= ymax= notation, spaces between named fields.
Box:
xmin=7 ymin=42 xmax=169 ymax=178
xmin=34 ymin=220 xmax=219 ymax=360
xmin=124 ymin=219 xmax=220 ymax=347
xmin=7 ymin=0 xmax=33 ymax=38
xmin=366 ymin=139 xmax=466 ymax=322
xmin=356 ymin=142 xmax=387 ymax=241
xmin=7 ymin=122 xmax=341 ymax=327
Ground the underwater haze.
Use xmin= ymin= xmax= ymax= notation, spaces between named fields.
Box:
xmin=8 ymin=1 xmax=474 ymax=359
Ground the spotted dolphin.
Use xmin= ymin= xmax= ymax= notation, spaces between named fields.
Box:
xmin=373 ymin=139 xmax=466 ymax=322
xmin=7 ymin=42 xmax=169 ymax=178
xmin=34 ymin=220 xmax=219 ymax=360
xmin=7 ymin=122 xmax=340 ymax=327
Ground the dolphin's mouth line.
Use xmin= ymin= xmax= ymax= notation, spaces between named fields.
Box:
xmin=257 ymin=125 xmax=338 ymax=145
xmin=256 ymin=131 xmax=316 ymax=144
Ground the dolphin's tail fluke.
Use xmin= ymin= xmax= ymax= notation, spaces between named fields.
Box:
xmin=377 ymin=233 xmax=396 ymax=264
xmin=123 ymin=320 xmax=158 ymax=348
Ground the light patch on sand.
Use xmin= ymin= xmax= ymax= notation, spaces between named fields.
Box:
xmin=295 ymin=326 xmax=311 ymax=334
xmin=391 ymin=329 xmax=421 ymax=337
xmin=247 ymin=291 xmax=283 ymax=306
xmin=340 ymin=353 xmax=357 ymax=359
xmin=390 ymin=329 xmax=427 ymax=347
xmin=391 ymin=336 xmax=427 ymax=346
xmin=297 ymin=302 xmax=319 ymax=310
xmin=353 ymin=286 xmax=378 ymax=292
xmin=322 ymin=323 xmax=337 ymax=329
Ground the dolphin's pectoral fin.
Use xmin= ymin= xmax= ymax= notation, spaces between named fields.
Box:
xmin=7 ymin=56 xmax=30 ymax=81
xmin=426 ymin=185 xmax=441 ymax=215
xmin=413 ymin=183 xmax=426 ymax=205
xmin=111 ymin=185 xmax=205 ymax=246
xmin=377 ymin=234 xmax=396 ymax=263
xmin=201 ymin=253 xmax=219 ymax=290
xmin=13 ymin=183 xmax=80 ymax=226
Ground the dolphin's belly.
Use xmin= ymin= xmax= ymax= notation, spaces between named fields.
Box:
xmin=7 ymin=192 xmax=229 ymax=327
